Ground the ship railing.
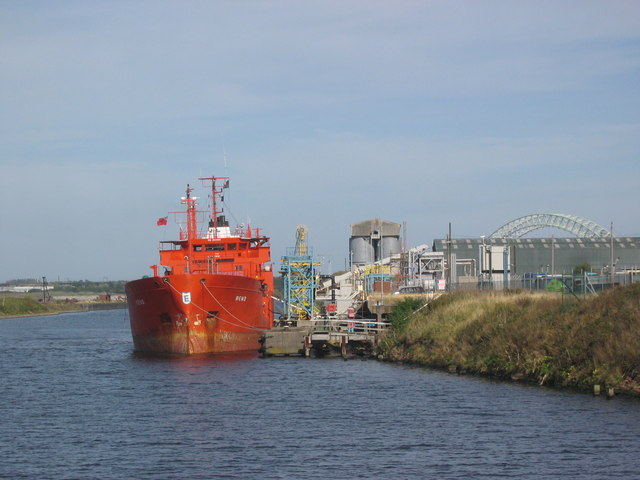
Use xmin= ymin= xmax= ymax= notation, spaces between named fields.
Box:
xmin=309 ymin=317 xmax=390 ymax=335
xmin=190 ymin=269 xmax=246 ymax=277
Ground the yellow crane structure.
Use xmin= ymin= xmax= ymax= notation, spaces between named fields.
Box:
xmin=280 ymin=225 xmax=320 ymax=323
xmin=294 ymin=224 xmax=308 ymax=256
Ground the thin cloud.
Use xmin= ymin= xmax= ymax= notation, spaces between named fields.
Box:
xmin=0 ymin=1 xmax=638 ymax=280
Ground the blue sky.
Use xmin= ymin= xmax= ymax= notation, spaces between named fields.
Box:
xmin=1 ymin=1 xmax=639 ymax=282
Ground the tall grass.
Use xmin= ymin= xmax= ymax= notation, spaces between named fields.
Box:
xmin=379 ymin=284 xmax=640 ymax=395
xmin=0 ymin=297 xmax=85 ymax=317
xmin=0 ymin=297 xmax=48 ymax=316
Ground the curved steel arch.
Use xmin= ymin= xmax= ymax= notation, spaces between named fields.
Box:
xmin=489 ymin=214 xmax=610 ymax=239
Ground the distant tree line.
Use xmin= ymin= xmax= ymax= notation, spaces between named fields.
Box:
xmin=1 ymin=278 xmax=41 ymax=285
xmin=1 ymin=279 xmax=127 ymax=294
xmin=3 ymin=277 xmax=285 ymax=297
xmin=54 ymin=280 xmax=128 ymax=294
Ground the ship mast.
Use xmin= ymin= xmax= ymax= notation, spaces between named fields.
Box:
xmin=182 ymin=184 xmax=198 ymax=243
xmin=199 ymin=175 xmax=229 ymax=237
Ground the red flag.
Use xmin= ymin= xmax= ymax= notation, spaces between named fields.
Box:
xmin=156 ymin=216 xmax=168 ymax=226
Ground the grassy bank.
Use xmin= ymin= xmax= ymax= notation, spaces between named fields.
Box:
xmin=379 ymin=283 xmax=640 ymax=396
xmin=0 ymin=297 xmax=87 ymax=317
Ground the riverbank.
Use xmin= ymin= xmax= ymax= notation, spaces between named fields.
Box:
xmin=378 ymin=283 xmax=640 ymax=396
xmin=0 ymin=296 xmax=125 ymax=319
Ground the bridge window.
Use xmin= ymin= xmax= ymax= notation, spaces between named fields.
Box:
xmin=205 ymin=244 xmax=225 ymax=251
xmin=193 ymin=245 xmax=203 ymax=252
xmin=227 ymin=243 xmax=237 ymax=251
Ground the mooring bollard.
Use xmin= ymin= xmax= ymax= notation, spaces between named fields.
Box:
xmin=593 ymin=384 xmax=601 ymax=396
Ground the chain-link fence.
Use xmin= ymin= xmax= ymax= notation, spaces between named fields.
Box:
xmin=449 ymin=271 xmax=639 ymax=296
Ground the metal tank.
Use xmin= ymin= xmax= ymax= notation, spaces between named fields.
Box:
xmin=381 ymin=236 xmax=401 ymax=260
xmin=349 ymin=236 xmax=374 ymax=266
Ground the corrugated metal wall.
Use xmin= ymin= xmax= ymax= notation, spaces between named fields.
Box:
xmin=433 ymin=237 xmax=640 ymax=275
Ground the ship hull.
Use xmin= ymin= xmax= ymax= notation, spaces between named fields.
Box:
xmin=125 ymin=274 xmax=271 ymax=355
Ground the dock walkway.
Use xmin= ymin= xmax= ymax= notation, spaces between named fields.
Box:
xmin=261 ymin=318 xmax=389 ymax=358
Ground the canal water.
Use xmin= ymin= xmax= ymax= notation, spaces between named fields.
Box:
xmin=1 ymin=310 xmax=639 ymax=480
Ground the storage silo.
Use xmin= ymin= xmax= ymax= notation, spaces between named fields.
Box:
xmin=349 ymin=219 xmax=402 ymax=267
xmin=349 ymin=236 xmax=374 ymax=265
xmin=381 ymin=236 xmax=401 ymax=259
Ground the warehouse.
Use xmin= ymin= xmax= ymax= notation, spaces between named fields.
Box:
xmin=432 ymin=236 xmax=640 ymax=277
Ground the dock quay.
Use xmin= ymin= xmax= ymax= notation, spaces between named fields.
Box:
xmin=272 ymin=221 xmax=445 ymax=358
xmin=261 ymin=318 xmax=389 ymax=358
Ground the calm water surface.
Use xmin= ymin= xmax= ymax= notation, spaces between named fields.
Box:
xmin=1 ymin=310 xmax=639 ymax=479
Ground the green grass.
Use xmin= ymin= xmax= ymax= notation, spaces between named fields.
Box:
xmin=0 ymin=297 xmax=49 ymax=316
xmin=0 ymin=297 xmax=86 ymax=317
xmin=379 ymin=284 xmax=640 ymax=395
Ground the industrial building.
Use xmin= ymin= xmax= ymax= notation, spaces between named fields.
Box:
xmin=287 ymin=213 xmax=639 ymax=333
xmin=432 ymin=236 xmax=640 ymax=277
xmin=430 ymin=214 xmax=640 ymax=289
xmin=344 ymin=214 xmax=640 ymax=293
xmin=349 ymin=218 xmax=402 ymax=267
xmin=343 ymin=214 xmax=639 ymax=292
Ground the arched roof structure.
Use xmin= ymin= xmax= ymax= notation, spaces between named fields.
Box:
xmin=489 ymin=214 xmax=610 ymax=239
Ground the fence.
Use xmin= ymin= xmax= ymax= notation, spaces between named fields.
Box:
xmin=450 ymin=271 xmax=639 ymax=296
xmin=309 ymin=317 xmax=390 ymax=335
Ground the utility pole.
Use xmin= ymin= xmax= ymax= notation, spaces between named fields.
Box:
xmin=610 ymin=222 xmax=615 ymax=287
xmin=447 ymin=222 xmax=452 ymax=292
xmin=41 ymin=277 xmax=50 ymax=303
xmin=479 ymin=236 xmax=486 ymax=290
xmin=551 ymin=235 xmax=555 ymax=276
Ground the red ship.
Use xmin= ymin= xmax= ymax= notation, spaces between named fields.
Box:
xmin=125 ymin=176 xmax=274 ymax=354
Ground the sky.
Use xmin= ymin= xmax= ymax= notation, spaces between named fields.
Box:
xmin=1 ymin=0 xmax=639 ymax=282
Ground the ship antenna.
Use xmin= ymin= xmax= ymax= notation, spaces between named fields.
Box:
xmin=184 ymin=184 xmax=198 ymax=244
xmin=199 ymin=175 xmax=229 ymax=238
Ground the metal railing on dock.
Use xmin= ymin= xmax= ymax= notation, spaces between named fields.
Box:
xmin=307 ymin=318 xmax=390 ymax=357
xmin=309 ymin=317 xmax=389 ymax=335
xmin=262 ymin=317 xmax=390 ymax=357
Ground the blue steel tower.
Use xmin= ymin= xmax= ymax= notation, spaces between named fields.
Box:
xmin=280 ymin=225 xmax=319 ymax=323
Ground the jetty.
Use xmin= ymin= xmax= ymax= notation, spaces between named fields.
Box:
xmin=265 ymin=222 xmax=443 ymax=358
xmin=261 ymin=318 xmax=389 ymax=358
